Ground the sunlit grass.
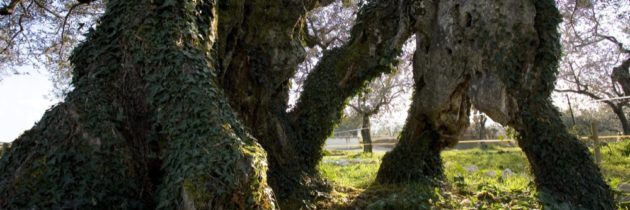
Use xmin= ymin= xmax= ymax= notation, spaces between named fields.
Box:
xmin=442 ymin=147 xmax=532 ymax=194
xmin=317 ymin=142 xmax=630 ymax=209
xmin=319 ymin=152 xmax=383 ymax=188
xmin=600 ymin=140 xmax=630 ymax=183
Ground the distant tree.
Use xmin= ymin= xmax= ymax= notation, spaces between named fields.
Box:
xmin=348 ymin=69 xmax=411 ymax=152
xmin=471 ymin=107 xmax=488 ymax=140
xmin=555 ymin=0 xmax=630 ymax=134
xmin=294 ymin=1 xmax=412 ymax=153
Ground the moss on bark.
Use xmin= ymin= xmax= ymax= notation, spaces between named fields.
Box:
xmin=0 ymin=0 xmax=275 ymax=209
xmin=376 ymin=111 xmax=445 ymax=184
xmin=507 ymin=0 xmax=614 ymax=208
xmin=215 ymin=0 xmax=418 ymax=203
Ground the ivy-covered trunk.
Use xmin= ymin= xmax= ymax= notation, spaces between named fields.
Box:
xmin=216 ymin=0 xmax=417 ymax=201
xmin=516 ymin=100 xmax=614 ymax=209
xmin=507 ymin=1 xmax=614 ymax=208
xmin=376 ymin=101 xmax=447 ymax=184
xmin=0 ymin=0 xmax=417 ymax=207
xmin=0 ymin=1 xmax=275 ymax=209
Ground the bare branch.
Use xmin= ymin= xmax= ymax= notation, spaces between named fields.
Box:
xmin=59 ymin=1 xmax=91 ymax=59
xmin=0 ymin=0 xmax=22 ymax=16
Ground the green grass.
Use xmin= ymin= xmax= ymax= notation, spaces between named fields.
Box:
xmin=601 ymin=141 xmax=630 ymax=184
xmin=442 ymin=147 xmax=532 ymax=194
xmin=317 ymin=142 xmax=630 ymax=209
xmin=319 ymin=152 xmax=383 ymax=188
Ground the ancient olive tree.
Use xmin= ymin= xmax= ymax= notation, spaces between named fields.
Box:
xmin=348 ymin=73 xmax=410 ymax=153
xmin=377 ymin=0 xmax=615 ymax=209
xmin=0 ymin=0 xmax=616 ymax=209
xmin=0 ymin=0 xmax=418 ymax=208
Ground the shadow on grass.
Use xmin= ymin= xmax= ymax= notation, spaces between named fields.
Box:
xmin=316 ymin=181 xmax=451 ymax=210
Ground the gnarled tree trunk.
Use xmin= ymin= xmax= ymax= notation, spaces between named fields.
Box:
xmin=0 ymin=1 xmax=275 ymax=209
xmin=0 ymin=0 xmax=419 ymax=208
xmin=217 ymin=0 xmax=417 ymax=201
xmin=377 ymin=0 xmax=471 ymax=184
xmin=377 ymin=0 xmax=614 ymax=208
xmin=505 ymin=1 xmax=614 ymax=207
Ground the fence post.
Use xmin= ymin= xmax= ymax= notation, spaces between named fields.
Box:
xmin=591 ymin=121 xmax=601 ymax=165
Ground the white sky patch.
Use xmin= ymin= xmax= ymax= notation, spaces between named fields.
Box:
xmin=0 ymin=66 xmax=58 ymax=142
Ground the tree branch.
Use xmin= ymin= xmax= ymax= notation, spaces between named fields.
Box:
xmin=33 ymin=0 xmax=62 ymax=19
xmin=0 ymin=0 xmax=22 ymax=15
xmin=59 ymin=1 xmax=94 ymax=59
xmin=0 ymin=10 xmax=25 ymax=54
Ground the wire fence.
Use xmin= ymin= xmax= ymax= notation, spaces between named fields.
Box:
xmin=0 ymin=135 xmax=628 ymax=152
xmin=324 ymin=135 xmax=630 ymax=149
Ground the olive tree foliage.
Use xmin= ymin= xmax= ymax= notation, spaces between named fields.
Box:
xmin=0 ymin=0 xmax=104 ymax=97
xmin=555 ymin=0 xmax=630 ymax=134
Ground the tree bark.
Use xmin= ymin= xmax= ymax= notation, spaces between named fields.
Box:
xmin=376 ymin=95 xmax=448 ymax=184
xmin=361 ymin=114 xmax=373 ymax=153
xmin=516 ymin=100 xmax=614 ymax=209
xmin=377 ymin=0 xmax=471 ymax=184
xmin=466 ymin=0 xmax=615 ymax=208
xmin=216 ymin=0 xmax=320 ymax=200
xmin=509 ymin=2 xmax=613 ymax=207
xmin=377 ymin=0 xmax=615 ymax=208
xmin=0 ymin=1 xmax=275 ymax=209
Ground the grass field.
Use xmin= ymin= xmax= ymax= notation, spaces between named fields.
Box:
xmin=317 ymin=141 xmax=630 ymax=209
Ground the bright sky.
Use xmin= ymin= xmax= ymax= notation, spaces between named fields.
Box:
xmin=0 ymin=66 xmax=58 ymax=142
